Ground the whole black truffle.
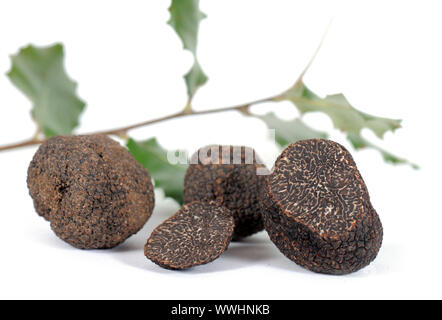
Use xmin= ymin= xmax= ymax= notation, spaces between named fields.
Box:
xmin=183 ymin=145 xmax=267 ymax=240
xmin=27 ymin=135 xmax=155 ymax=249
xmin=260 ymin=139 xmax=383 ymax=275
xmin=145 ymin=201 xmax=234 ymax=270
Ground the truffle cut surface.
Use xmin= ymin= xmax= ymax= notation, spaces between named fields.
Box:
xmin=145 ymin=201 xmax=234 ymax=270
xmin=261 ymin=139 xmax=383 ymax=275
xmin=184 ymin=145 xmax=267 ymax=240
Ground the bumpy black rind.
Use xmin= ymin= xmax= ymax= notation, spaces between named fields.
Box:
xmin=27 ymin=135 xmax=155 ymax=249
xmin=260 ymin=139 xmax=383 ymax=275
xmin=184 ymin=145 xmax=267 ymax=240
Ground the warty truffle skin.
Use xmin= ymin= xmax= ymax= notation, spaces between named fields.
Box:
xmin=27 ymin=134 xmax=155 ymax=249
xmin=183 ymin=145 xmax=267 ymax=240
xmin=260 ymin=139 xmax=383 ymax=275
xmin=145 ymin=201 xmax=234 ymax=270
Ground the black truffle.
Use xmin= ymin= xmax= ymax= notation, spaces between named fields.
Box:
xmin=260 ymin=139 xmax=383 ymax=275
xmin=27 ymin=135 xmax=155 ymax=249
xmin=184 ymin=145 xmax=267 ymax=240
xmin=145 ymin=201 xmax=234 ymax=270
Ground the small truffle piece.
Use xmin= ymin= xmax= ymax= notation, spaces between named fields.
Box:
xmin=261 ymin=139 xmax=383 ymax=275
xmin=27 ymin=135 xmax=155 ymax=249
xmin=145 ymin=201 xmax=234 ymax=270
xmin=184 ymin=145 xmax=267 ymax=240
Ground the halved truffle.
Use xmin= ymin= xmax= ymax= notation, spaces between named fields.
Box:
xmin=261 ymin=139 xmax=383 ymax=275
xmin=27 ymin=134 xmax=155 ymax=249
xmin=145 ymin=201 xmax=234 ymax=270
xmin=184 ymin=145 xmax=267 ymax=240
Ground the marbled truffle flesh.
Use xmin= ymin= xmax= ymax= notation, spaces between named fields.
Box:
xmin=27 ymin=135 xmax=155 ymax=249
xmin=145 ymin=201 xmax=234 ymax=270
xmin=261 ymin=139 xmax=383 ymax=275
xmin=184 ymin=145 xmax=267 ymax=240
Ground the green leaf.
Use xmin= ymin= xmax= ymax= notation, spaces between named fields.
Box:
xmin=277 ymin=82 xmax=401 ymax=138
xmin=274 ymin=82 xmax=415 ymax=167
xmin=347 ymin=133 xmax=418 ymax=169
xmin=168 ymin=0 xmax=206 ymax=54
xmin=184 ymin=59 xmax=208 ymax=97
xmin=127 ymin=138 xmax=188 ymax=204
xmin=258 ymin=112 xmax=328 ymax=147
xmin=168 ymin=0 xmax=207 ymax=98
xmin=7 ymin=44 xmax=85 ymax=137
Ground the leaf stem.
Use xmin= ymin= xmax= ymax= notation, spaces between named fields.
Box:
xmin=0 ymin=96 xmax=276 ymax=152
xmin=0 ymin=138 xmax=45 ymax=152
xmin=0 ymin=21 xmax=331 ymax=153
xmin=182 ymin=97 xmax=194 ymax=114
xmin=294 ymin=19 xmax=333 ymax=86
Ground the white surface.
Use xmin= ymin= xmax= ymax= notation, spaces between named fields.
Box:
xmin=0 ymin=0 xmax=441 ymax=299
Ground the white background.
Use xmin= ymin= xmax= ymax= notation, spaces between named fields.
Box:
xmin=0 ymin=0 xmax=441 ymax=299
